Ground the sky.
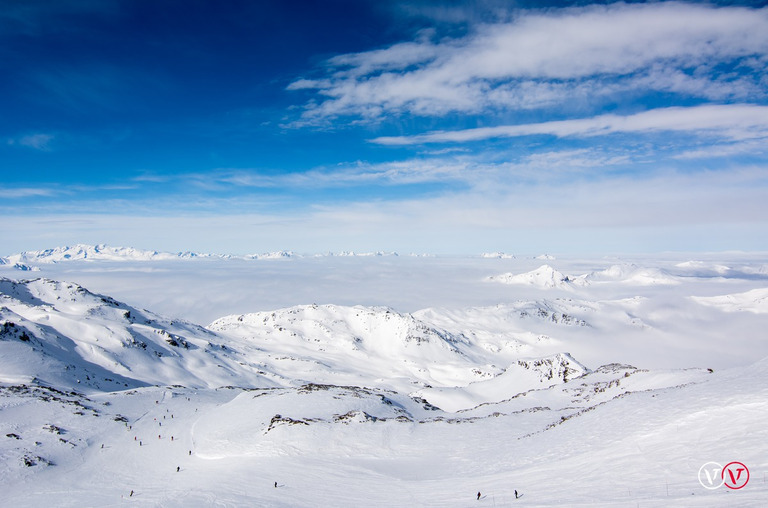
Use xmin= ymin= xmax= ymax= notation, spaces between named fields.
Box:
xmin=1 ymin=0 xmax=768 ymax=256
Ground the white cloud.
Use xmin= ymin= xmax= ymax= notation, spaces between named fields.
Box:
xmin=673 ymin=139 xmax=768 ymax=160
xmin=371 ymin=104 xmax=768 ymax=145
xmin=523 ymin=149 xmax=630 ymax=169
xmin=8 ymin=133 xmax=55 ymax=150
xmin=13 ymin=166 xmax=768 ymax=255
xmin=0 ymin=186 xmax=56 ymax=198
xmin=191 ymin=160 xmax=475 ymax=189
xmin=326 ymin=31 xmax=441 ymax=79
xmin=289 ymin=3 xmax=768 ymax=122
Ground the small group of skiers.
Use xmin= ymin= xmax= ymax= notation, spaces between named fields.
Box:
xmin=477 ymin=489 xmax=520 ymax=500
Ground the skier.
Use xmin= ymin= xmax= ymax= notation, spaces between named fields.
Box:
xmin=274 ymin=482 xmax=277 ymax=488
xmin=176 ymin=466 xmax=180 ymax=472
xmin=129 ymin=490 xmax=134 ymax=497
xmin=515 ymin=490 xmax=518 ymax=499
xmin=477 ymin=492 xmax=481 ymax=500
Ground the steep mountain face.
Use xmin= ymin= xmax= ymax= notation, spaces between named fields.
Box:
xmin=0 ymin=278 xmax=276 ymax=391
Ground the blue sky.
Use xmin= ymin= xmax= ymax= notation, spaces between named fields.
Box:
xmin=2 ymin=0 xmax=768 ymax=255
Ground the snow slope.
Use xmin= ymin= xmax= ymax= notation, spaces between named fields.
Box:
xmin=1 ymin=249 xmax=767 ymax=506
xmin=208 ymin=304 xmax=591 ymax=402
xmin=1 ymin=355 xmax=764 ymax=506
xmin=0 ymin=277 xmax=277 ymax=390
xmin=577 ymin=263 xmax=681 ymax=286
xmin=692 ymin=288 xmax=768 ymax=314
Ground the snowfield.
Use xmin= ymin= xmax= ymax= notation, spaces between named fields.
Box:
xmin=1 ymin=246 xmax=767 ymax=506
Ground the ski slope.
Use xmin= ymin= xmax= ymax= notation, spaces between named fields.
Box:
xmin=1 ymin=246 xmax=767 ymax=506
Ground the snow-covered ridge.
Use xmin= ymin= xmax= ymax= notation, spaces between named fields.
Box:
xmin=209 ymin=304 xmax=485 ymax=391
xmin=245 ymin=250 xmax=297 ymax=260
xmin=692 ymin=288 xmax=768 ymax=314
xmin=319 ymin=250 xmax=400 ymax=257
xmin=487 ymin=264 xmax=572 ymax=289
xmin=1 ymin=245 xmax=421 ymax=265
xmin=2 ymin=275 xmax=597 ymax=406
xmin=2 ymin=244 xmax=223 ymax=264
xmin=481 ymin=252 xmax=516 ymax=259
xmin=487 ymin=263 xmax=681 ymax=288
xmin=580 ymin=263 xmax=679 ymax=285
xmin=0 ymin=277 xmax=276 ymax=391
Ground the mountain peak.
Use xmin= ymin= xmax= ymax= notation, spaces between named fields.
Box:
xmin=487 ymin=264 xmax=572 ymax=289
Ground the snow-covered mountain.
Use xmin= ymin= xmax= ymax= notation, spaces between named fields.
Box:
xmin=487 ymin=263 xmax=681 ymax=288
xmin=487 ymin=264 xmax=573 ymax=288
xmin=2 ymin=244 xmax=217 ymax=264
xmin=209 ymin=303 xmax=591 ymax=397
xmin=481 ymin=252 xmax=516 ymax=259
xmin=0 ymin=277 xmax=278 ymax=390
xmin=245 ymin=250 xmax=297 ymax=260
xmin=1 ymin=277 xmax=593 ymax=403
xmin=2 ymin=259 xmax=767 ymax=506
xmin=577 ymin=263 xmax=680 ymax=286
xmin=1 ymin=244 xmax=412 ymax=266
xmin=692 ymin=287 xmax=768 ymax=314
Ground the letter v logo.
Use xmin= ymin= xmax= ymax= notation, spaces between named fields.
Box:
xmin=698 ymin=462 xmax=724 ymax=490
xmin=723 ymin=462 xmax=750 ymax=490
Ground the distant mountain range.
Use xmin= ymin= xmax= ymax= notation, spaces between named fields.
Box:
xmin=0 ymin=244 xmax=425 ymax=266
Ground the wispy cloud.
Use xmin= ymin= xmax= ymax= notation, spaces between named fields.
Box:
xmin=673 ymin=139 xmax=768 ymax=160
xmin=182 ymin=160 xmax=475 ymax=191
xmin=0 ymin=186 xmax=57 ymax=198
xmin=370 ymin=104 xmax=768 ymax=145
xmin=7 ymin=133 xmax=55 ymax=150
xmin=289 ymin=3 xmax=768 ymax=123
xmin=5 ymin=165 xmax=767 ymax=255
